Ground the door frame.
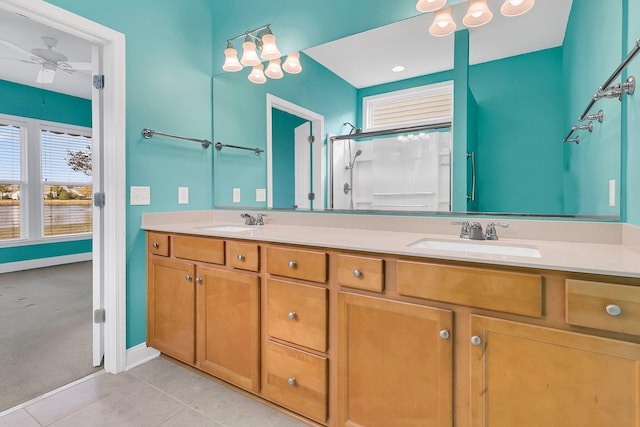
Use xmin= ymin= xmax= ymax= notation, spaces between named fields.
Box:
xmin=0 ymin=0 xmax=127 ymax=373
xmin=266 ymin=94 xmax=325 ymax=210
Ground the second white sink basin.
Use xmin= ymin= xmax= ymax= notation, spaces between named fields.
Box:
xmin=408 ymin=238 xmax=541 ymax=258
xmin=200 ymin=225 xmax=255 ymax=233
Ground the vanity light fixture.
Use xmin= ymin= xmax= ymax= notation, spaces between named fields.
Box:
xmin=463 ymin=0 xmax=493 ymax=27
xmin=429 ymin=6 xmax=456 ymax=37
xmin=500 ymin=0 xmax=535 ymax=17
xmin=416 ymin=0 xmax=447 ymax=13
xmin=223 ymin=24 xmax=302 ymax=83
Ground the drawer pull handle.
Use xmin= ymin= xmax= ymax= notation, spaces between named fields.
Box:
xmin=606 ymin=304 xmax=622 ymax=317
xmin=236 ymin=254 xmax=245 ymax=262
xmin=185 ymin=274 xmax=193 ymax=282
xmin=439 ymin=329 xmax=450 ymax=340
xmin=152 ymin=242 xmax=159 ymax=249
xmin=195 ymin=277 xmax=203 ymax=285
xmin=353 ymin=269 xmax=362 ymax=279
xmin=288 ymin=260 xmax=297 ymax=269
xmin=470 ymin=335 xmax=482 ymax=346
xmin=288 ymin=311 xmax=297 ymax=320
xmin=288 ymin=377 xmax=296 ymax=386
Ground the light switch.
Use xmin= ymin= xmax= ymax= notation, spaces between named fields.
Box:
xmin=233 ymin=188 xmax=241 ymax=203
xmin=609 ymin=179 xmax=616 ymax=207
xmin=130 ymin=186 xmax=150 ymax=205
xmin=178 ymin=187 xmax=189 ymax=204
xmin=256 ymin=188 xmax=266 ymax=202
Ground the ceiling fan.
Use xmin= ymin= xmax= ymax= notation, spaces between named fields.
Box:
xmin=0 ymin=36 xmax=92 ymax=84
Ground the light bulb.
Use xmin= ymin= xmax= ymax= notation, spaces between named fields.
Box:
xmin=282 ymin=52 xmax=302 ymax=74
xmin=415 ymin=0 xmax=446 ymax=13
xmin=429 ymin=6 xmax=456 ymax=37
xmin=463 ymin=0 xmax=493 ymax=27
xmin=223 ymin=47 xmax=243 ymax=72
xmin=265 ymin=58 xmax=284 ymax=79
xmin=248 ymin=63 xmax=266 ymax=84
xmin=240 ymin=38 xmax=261 ymax=66
xmin=500 ymin=0 xmax=534 ymax=17
xmin=260 ymin=33 xmax=281 ymax=60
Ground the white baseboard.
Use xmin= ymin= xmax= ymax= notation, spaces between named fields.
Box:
xmin=126 ymin=343 xmax=160 ymax=370
xmin=0 ymin=252 xmax=92 ymax=274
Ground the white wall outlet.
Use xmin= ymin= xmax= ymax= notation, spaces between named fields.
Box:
xmin=609 ymin=179 xmax=616 ymax=207
xmin=233 ymin=188 xmax=241 ymax=203
xmin=178 ymin=187 xmax=189 ymax=204
xmin=256 ymin=188 xmax=266 ymax=202
xmin=130 ymin=186 xmax=151 ymax=205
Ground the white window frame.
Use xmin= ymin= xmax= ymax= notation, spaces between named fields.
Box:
xmin=0 ymin=113 xmax=92 ymax=248
xmin=362 ymin=81 xmax=454 ymax=131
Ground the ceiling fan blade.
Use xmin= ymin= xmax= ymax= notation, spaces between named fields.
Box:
xmin=0 ymin=56 xmax=37 ymax=64
xmin=0 ymin=39 xmax=38 ymax=60
xmin=63 ymin=61 xmax=93 ymax=71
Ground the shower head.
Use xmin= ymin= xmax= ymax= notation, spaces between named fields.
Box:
xmin=346 ymin=149 xmax=363 ymax=170
xmin=354 ymin=149 xmax=362 ymax=157
xmin=343 ymin=122 xmax=361 ymax=135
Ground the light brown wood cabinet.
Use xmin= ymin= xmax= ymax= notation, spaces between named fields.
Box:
xmin=147 ymin=231 xmax=640 ymax=427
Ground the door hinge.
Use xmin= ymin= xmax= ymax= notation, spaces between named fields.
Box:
xmin=93 ymin=75 xmax=105 ymax=90
xmin=307 ymin=135 xmax=315 ymax=144
xmin=308 ymin=192 xmax=315 ymax=201
xmin=94 ymin=192 xmax=106 ymax=207
xmin=94 ymin=308 xmax=106 ymax=324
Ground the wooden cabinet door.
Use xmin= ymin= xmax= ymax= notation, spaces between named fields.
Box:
xmin=470 ymin=315 xmax=640 ymax=427
xmin=196 ymin=266 xmax=260 ymax=392
xmin=147 ymin=257 xmax=196 ymax=364
xmin=338 ymin=292 xmax=453 ymax=427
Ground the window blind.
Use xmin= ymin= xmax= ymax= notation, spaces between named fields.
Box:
xmin=371 ymin=92 xmax=453 ymax=128
xmin=0 ymin=123 xmax=22 ymax=240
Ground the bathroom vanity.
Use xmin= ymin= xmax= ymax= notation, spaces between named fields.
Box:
xmin=143 ymin=211 xmax=640 ymax=427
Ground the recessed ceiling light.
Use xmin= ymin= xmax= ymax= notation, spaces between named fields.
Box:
xmin=392 ymin=65 xmax=405 ymax=72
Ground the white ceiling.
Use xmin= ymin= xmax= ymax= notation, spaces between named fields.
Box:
xmin=304 ymin=0 xmax=573 ymax=89
xmin=0 ymin=7 xmax=93 ymax=99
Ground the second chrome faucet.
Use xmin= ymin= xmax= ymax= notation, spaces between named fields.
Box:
xmin=451 ymin=221 xmax=509 ymax=240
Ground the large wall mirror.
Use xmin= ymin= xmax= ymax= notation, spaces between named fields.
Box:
xmin=213 ymin=0 xmax=623 ymax=219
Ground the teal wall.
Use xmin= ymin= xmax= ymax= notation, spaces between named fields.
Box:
xmin=272 ymin=109 xmax=308 ymax=208
xmin=626 ymin=0 xmax=640 ymax=225
xmin=0 ymin=79 xmax=92 ymax=264
xmin=213 ymin=53 xmax=356 ymax=207
xmin=47 ymin=0 xmax=214 ymax=348
xmin=562 ymin=0 xmax=623 ymax=217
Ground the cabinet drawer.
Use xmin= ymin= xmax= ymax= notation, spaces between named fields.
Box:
xmin=337 ymin=254 xmax=384 ymax=292
xmin=173 ymin=235 xmax=224 ymax=264
xmin=148 ymin=232 xmax=169 ymax=257
xmin=396 ymin=260 xmax=542 ymax=317
xmin=266 ymin=246 xmax=327 ymax=283
xmin=267 ymin=279 xmax=328 ymax=352
xmin=263 ymin=341 xmax=327 ymax=423
xmin=228 ymin=241 xmax=259 ymax=272
xmin=566 ymin=279 xmax=640 ymax=335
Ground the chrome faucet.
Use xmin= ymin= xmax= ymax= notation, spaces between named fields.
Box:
xmin=451 ymin=221 xmax=471 ymax=239
xmin=469 ymin=222 xmax=484 ymax=240
xmin=485 ymin=222 xmax=509 ymax=240
xmin=452 ymin=221 xmax=509 ymax=240
xmin=255 ymin=213 xmax=267 ymax=226
xmin=240 ymin=213 xmax=267 ymax=226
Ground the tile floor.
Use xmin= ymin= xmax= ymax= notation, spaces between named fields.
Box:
xmin=0 ymin=356 xmax=311 ymax=427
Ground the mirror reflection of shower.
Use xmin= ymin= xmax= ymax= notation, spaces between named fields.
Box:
xmin=344 ymin=147 xmax=362 ymax=209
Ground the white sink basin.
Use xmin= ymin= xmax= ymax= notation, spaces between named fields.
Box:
xmin=199 ymin=225 xmax=255 ymax=233
xmin=408 ymin=239 xmax=541 ymax=258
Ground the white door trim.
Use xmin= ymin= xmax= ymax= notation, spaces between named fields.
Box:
xmin=0 ymin=0 xmax=127 ymax=373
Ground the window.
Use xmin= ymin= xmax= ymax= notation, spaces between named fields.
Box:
xmin=0 ymin=113 xmax=92 ymax=244
xmin=362 ymin=81 xmax=454 ymax=131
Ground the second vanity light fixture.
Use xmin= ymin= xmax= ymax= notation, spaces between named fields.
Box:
xmin=416 ymin=0 xmax=535 ymax=37
xmin=223 ymin=23 xmax=302 ymax=84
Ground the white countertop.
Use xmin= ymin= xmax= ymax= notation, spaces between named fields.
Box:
xmin=141 ymin=210 xmax=640 ymax=278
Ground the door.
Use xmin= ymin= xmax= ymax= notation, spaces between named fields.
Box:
xmin=91 ymin=44 xmax=104 ymax=367
xmin=294 ymin=121 xmax=311 ymax=209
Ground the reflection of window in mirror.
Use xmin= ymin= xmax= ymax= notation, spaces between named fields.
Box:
xmin=332 ymin=82 xmax=453 ymax=212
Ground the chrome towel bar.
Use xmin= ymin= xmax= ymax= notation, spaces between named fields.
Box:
xmin=142 ymin=128 xmax=212 ymax=149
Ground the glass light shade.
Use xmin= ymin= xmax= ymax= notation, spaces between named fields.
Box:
xmin=248 ymin=63 xmax=267 ymax=84
xmin=260 ymin=33 xmax=281 ymax=60
xmin=416 ymin=0 xmax=446 ymax=13
xmin=36 ymin=64 xmax=56 ymax=84
xmin=500 ymin=0 xmax=534 ymax=17
xmin=463 ymin=0 xmax=493 ymax=27
xmin=240 ymin=40 xmax=261 ymax=66
xmin=223 ymin=47 xmax=243 ymax=72
xmin=282 ymin=52 xmax=302 ymax=74
xmin=429 ymin=6 xmax=456 ymax=36
xmin=265 ymin=58 xmax=284 ymax=79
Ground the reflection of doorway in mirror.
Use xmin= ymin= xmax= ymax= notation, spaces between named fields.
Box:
xmin=294 ymin=122 xmax=311 ymax=209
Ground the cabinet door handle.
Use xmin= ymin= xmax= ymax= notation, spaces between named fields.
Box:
xmin=288 ymin=260 xmax=297 ymax=269
xmin=195 ymin=277 xmax=203 ymax=285
xmin=605 ymin=304 xmax=622 ymax=317
xmin=439 ymin=329 xmax=450 ymax=340
xmin=288 ymin=377 xmax=296 ymax=386
xmin=152 ymin=242 xmax=159 ymax=249
xmin=236 ymin=254 xmax=245 ymax=262
xmin=470 ymin=335 xmax=482 ymax=346
xmin=185 ymin=274 xmax=193 ymax=282
xmin=352 ymin=269 xmax=362 ymax=279
xmin=288 ymin=311 xmax=297 ymax=320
